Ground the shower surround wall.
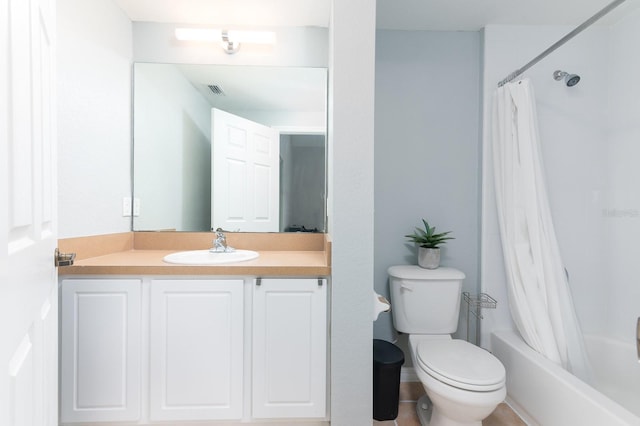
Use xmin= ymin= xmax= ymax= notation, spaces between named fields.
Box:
xmin=602 ymin=7 xmax=640 ymax=342
xmin=481 ymin=13 xmax=640 ymax=348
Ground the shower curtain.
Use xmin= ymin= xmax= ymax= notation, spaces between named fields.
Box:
xmin=492 ymin=78 xmax=591 ymax=382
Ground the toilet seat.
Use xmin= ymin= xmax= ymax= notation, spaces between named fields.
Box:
xmin=416 ymin=339 xmax=505 ymax=392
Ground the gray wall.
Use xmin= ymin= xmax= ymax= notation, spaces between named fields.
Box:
xmin=374 ymin=30 xmax=482 ymax=353
xmin=280 ymin=135 xmax=325 ymax=232
xmin=282 ymin=135 xmax=325 ymax=231
xmin=328 ymin=1 xmax=376 ymax=423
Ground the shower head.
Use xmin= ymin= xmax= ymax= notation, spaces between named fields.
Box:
xmin=553 ymin=70 xmax=581 ymax=87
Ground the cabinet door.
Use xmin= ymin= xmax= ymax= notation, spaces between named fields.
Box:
xmin=149 ymin=279 xmax=244 ymax=421
xmin=60 ymin=279 xmax=142 ymax=423
xmin=252 ymin=278 xmax=327 ymax=418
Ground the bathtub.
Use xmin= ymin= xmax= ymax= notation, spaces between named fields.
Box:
xmin=491 ymin=330 xmax=640 ymax=426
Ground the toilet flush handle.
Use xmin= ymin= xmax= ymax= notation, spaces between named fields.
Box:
xmin=400 ymin=283 xmax=413 ymax=291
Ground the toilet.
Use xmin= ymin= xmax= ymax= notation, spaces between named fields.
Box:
xmin=388 ymin=265 xmax=506 ymax=426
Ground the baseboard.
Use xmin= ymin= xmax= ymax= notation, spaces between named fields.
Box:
xmin=504 ymin=396 xmax=536 ymax=426
xmin=401 ymin=366 xmax=419 ymax=382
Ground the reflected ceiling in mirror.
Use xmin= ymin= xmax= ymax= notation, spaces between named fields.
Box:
xmin=132 ymin=63 xmax=328 ymax=233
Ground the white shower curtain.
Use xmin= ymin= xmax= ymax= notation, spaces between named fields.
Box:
xmin=492 ymin=78 xmax=591 ymax=382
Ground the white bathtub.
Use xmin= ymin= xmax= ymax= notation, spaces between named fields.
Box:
xmin=491 ymin=330 xmax=640 ymax=426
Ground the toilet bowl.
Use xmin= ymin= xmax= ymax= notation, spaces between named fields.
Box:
xmin=410 ymin=335 xmax=506 ymax=426
xmin=388 ymin=265 xmax=506 ymax=426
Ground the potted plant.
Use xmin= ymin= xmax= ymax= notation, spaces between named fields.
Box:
xmin=405 ymin=218 xmax=454 ymax=269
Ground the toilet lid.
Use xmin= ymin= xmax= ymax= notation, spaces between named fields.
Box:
xmin=416 ymin=339 xmax=505 ymax=391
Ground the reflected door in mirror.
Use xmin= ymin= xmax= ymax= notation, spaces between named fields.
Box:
xmin=212 ymin=108 xmax=280 ymax=232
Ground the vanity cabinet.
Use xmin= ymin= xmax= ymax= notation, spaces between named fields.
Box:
xmin=60 ymin=279 xmax=142 ymax=423
xmin=59 ymin=276 xmax=328 ymax=424
xmin=252 ymin=278 xmax=327 ymax=418
xmin=149 ymin=279 xmax=244 ymax=421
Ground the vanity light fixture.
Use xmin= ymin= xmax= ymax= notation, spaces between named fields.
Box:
xmin=174 ymin=28 xmax=276 ymax=54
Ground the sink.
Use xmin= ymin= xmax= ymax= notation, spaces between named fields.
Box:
xmin=163 ymin=249 xmax=259 ymax=265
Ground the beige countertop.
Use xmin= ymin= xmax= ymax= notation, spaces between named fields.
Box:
xmin=58 ymin=232 xmax=331 ymax=277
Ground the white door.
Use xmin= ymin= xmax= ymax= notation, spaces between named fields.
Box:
xmin=149 ymin=279 xmax=244 ymax=421
xmin=211 ymin=108 xmax=280 ymax=232
xmin=0 ymin=0 xmax=58 ymax=425
xmin=252 ymin=278 xmax=327 ymax=419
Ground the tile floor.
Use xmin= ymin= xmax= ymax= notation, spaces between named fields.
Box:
xmin=373 ymin=382 xmax=527 ymax=426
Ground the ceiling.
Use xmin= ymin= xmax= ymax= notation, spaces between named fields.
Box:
xmin=113 ymin=0 xmax=635 ymax=31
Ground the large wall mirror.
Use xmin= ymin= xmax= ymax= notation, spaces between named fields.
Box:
xmin=133 ymin=62 xmax=327 ymax=233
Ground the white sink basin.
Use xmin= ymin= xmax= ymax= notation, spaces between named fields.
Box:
xmin=163 ymin=249 xmax=259 ymax=265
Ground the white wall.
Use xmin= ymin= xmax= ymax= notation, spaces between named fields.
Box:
xmin=480 ymin=20 xmax=640 ymax=348
xmin=374 ymin=30 xmax=482 ymax=347
xmin=133 ymin=64 xmax=211 ymax=231
xmin=57 ymin=0 xmax=133 ymax=238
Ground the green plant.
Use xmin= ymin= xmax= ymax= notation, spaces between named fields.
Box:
xmin=405 ymin=218 xmax=454 ymax=249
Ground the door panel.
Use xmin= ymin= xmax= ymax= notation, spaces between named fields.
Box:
xmin=1 ymin=0 xmax=58 ymax=424
xmin=60 ymin=280 xmax=142 ymax=423
xmin=149 ymin=279 xmax=244 ymax=421
xmin=211 ymin=108 xmax=280 ymax=232
xmin=252 ymin=278 xmax=327 ymax=418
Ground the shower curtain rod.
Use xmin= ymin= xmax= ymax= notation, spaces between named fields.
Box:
xmin=497 ymin=0 xmax=627 ymax=87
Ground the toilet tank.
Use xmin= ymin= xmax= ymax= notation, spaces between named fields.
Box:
xmin=388 ymin=265 xmax=465 ymax=334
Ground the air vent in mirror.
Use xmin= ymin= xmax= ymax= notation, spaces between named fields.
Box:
xmin=207 ymin=84 xmax=225 ymax=95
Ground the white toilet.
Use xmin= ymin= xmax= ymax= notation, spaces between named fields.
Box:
xmin=388 ymin=265 xmax=506 ymax=426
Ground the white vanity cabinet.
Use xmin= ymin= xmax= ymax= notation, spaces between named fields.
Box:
xmin=59 ymin=276 xmax=328 ymax=424
xmin=252 ymin=278 xmax=327 ymax=418
xmin=60 ymin=279 xmax=142 ymax=423
xmin=149 ymin=279 xmax=244 ymax=421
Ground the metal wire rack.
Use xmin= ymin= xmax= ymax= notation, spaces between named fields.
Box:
xmin=463 ymin=292 xmax=497 ymax=345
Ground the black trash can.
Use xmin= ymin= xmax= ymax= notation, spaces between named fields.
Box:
xmin=373 ymin=339 xmax=405 ymax=421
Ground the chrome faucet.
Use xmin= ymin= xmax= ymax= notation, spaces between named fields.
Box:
xmin=211 ymin=228 xmax=235 ymax=253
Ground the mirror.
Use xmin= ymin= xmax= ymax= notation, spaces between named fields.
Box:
xmin=132 ymin=62 xmax=327 ymax=232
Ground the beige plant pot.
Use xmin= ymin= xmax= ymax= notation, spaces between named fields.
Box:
xmin=418 ymin=247 xmax=440 ymax=269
